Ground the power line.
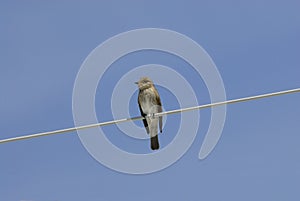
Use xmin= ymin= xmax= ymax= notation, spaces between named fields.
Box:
xmin=0 ymin=87 xmax=299 ymax=144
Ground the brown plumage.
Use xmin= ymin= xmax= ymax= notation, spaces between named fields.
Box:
xmin=135 ymin=77 xmax=163 ymax=150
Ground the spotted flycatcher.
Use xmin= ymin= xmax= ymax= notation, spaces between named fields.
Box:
xmin=135 ymin=77 xmax=163 ymax=150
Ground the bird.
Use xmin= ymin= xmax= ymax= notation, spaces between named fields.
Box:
xmin=135 ymin=77 xmax=163 ymax=150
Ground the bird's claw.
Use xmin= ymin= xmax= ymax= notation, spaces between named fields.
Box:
xmin=147 ymin=113 xmax=156 ymax=119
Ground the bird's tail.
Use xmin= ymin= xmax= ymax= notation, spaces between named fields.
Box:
xmin=151 ymin=135 xmax=159 ymax=150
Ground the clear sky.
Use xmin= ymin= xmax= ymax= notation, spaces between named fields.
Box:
xmin=1 ymin=0 xmax=300 ymax=200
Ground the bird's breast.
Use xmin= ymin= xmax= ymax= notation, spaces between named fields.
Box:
xmin=139 ymin=89 xmax=158 ymax=114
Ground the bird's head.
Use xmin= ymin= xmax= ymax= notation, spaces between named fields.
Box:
xmin=135 ymin=77 xmax=153 ymax=90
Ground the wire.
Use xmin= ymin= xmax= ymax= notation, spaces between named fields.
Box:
xmin=0 ymin=87 xmax=299 ymax=144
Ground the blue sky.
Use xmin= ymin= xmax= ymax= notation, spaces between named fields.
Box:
xmin=1 ymin=1 xmax=300 ymax=200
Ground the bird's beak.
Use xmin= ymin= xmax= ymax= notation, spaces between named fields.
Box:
xmin=134 ymin=82 xmax=138 ymax=84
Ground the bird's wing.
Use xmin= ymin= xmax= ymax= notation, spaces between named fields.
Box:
xmin=138 ymin=96 xmax=149 ymax=134
xmin=154 ymin=87 xmax=163 ymax=133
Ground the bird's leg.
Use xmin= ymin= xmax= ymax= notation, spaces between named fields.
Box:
xmin=147 ymin=113 xmax=156 ymax=119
